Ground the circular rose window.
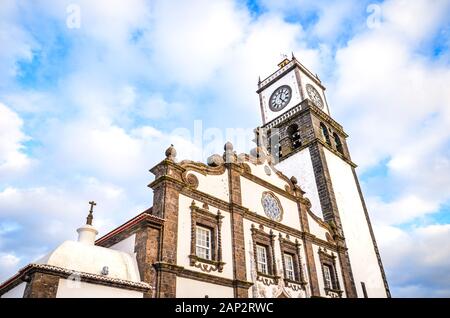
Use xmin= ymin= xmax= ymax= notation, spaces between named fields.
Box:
xmin=261 ymin=192 xmax=283 ymax=222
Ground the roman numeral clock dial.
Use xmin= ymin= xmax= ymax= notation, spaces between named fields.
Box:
xmin=306 ymin=84 xmax=324 ymax=109
xmin=269 ymin=85 xmax=292 ymax=111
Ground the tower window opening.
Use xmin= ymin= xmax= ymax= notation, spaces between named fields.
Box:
xmin=277 ymin=144 xmax=282 ymax=158
xmin=287 ymin=124 xmax=301 ymax=150
xmin=333 ymin=133 xmax=344 ymax=155
xmin=320 ymin=123 xmax=331 ymax=146
xmin=268 ymin=131 xmax=281 ymax=160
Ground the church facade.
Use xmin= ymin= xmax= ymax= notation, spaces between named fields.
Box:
xmin=0 ymin=57 xmax=390 ymax=298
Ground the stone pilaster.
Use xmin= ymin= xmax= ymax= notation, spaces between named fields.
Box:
xmin=135 ymin=226 xmax=162 ymax=298
xmin=227 ymin=164 xmax=249 ymax=298
xmin=302 ymin=234 xmax=321 ymax=297
xmin=23 ymin=272 xmax=59 ymax=298
xmin=149 ymin=155 xmax=184 ymax=298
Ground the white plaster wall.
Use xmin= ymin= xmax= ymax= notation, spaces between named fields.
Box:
xmin=108 ymin=234 xmax=141 ymax=282
xmin=1 ymin=282 xmax=26 ymax=298
xmin=240 ymin=177 xmax=301 ymax=230
xmin=276 ymin=148 xmax=323 ymax=219
xmin=189 ymin=170 xmax=229 ymax=202
xmin=176 ymin=277 xmax=233 ymax=298
xmin=245 ymin=161 xmax=289 ymax=191
xmin=177 ymin=194 xmax=234 ymax=280
xmin=56 ymin=279 xmax=143 ymax=298
xmin=260 ymin=69 xmax=303 ymax=123
xmin=109 ymin=234 xmax=136 ymax=255
xmin=324 ymin=148 xmax=387 ymax=298
xmin=306 ymin=214 xmax=329 ymax=242
xmin=298 ymin=72 xmax=330 ymax=115
xmin=243 ymin=219 xmax=308 ymax=298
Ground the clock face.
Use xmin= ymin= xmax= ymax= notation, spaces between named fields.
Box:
xmin=306 ymin=84 xmax=324 ymax=109
xmin=269 ymin=85 xmax=292 ymax=112
xmin=261 ymin=192 xmax=283 ymax=222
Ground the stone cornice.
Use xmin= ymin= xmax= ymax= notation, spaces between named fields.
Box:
xmin=147 ymin=175 xmax=186 ymax=190
xmin=0 ymin=263 xmax=151 ymax=295
xmin=244 ymin=210 xmax=337 ymax=251
xmin=153 ymin=262 xmax=253 ymax=289
xmin=262 ymin=100 xmax=347 ymax=138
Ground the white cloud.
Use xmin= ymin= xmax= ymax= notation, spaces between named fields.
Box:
xmin=146 ymin=0 xmax=249 ymax=87
xmin=376 ymin=223 xmax=450 ymax=297
xmin=0 ymin=103 xmax=31 ymax=176
xmin=0 ymin=0 xmax=449 ymax=297
xmin=0 ymin=253 xmax=20 ymax=275
xmin=330 ymin=0 xmax=450 ymax=230
xmin=0 ymin=1 xmax=37 ymax=85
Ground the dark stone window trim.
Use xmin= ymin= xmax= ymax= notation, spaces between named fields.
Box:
xmin=333 ymin=132 xmax=345 ymax=156
xmin=189 ymin=201 xmax=225 ymax=273
xmin=251 ymin=224 xmax=279 ymax=286
xmin=279 ymin=234 xmax=307 ymax=290
xmin=320 ymin=122 xmax=332 ymax=147
xmin=318 ymin=247 xmax=343 ymax=298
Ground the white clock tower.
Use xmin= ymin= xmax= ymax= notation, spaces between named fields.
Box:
xmin=256 ymin=55 xmax=390 ymax=298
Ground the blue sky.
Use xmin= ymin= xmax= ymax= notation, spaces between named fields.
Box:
xmin=1 ymin=0 xmax=450 ymax=297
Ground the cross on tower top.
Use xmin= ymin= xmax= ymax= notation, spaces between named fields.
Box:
xmin=86 ymin=201 xmax=96 ymax=225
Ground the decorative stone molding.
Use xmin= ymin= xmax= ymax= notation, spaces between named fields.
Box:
xmin=318 ymin=248 xmax=343 ymax=298
xmin=185 ymin=173 xmax=199 ymax=189
xmin=250 ymin=224 xmax=279 ymax=285
xmin=279 ymin=234 xmax=307 ymax=290
xmin=189 ymin=201 xmax=225 ymax=273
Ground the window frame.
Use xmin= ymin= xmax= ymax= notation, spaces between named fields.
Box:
xmin=318 ymin=248 xmax=342 ymax=297
xmin=256 ymin=244 xmax=269 ymax=275
xmin=320 ymin=122 xmax=332 ymax=146
xmin=195 ymin=225 xmax=212 ymax=260
xmin=189 ymin=201 xmax=225 ymax=272
xmin=284 ymin=253 xmax=295 ymax=281
xmin=279 ymin=235 xmax=307 ymax=290
xmin=333 ymin=132 xmax=345 ymax=156
xmin=251 ymin=224 xmax=279 ymax=285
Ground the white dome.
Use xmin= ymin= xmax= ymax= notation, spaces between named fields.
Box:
xmin=37 ymin=241 xmax=140 ymax=282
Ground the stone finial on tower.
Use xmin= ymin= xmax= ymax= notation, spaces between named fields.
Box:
xmin=290 ymin=176 xmax=298 ymax=185
xmin=165 ymin=144 xmax=177 ymax=161
xmin=223 ymin=141 xmax=236 ymax=163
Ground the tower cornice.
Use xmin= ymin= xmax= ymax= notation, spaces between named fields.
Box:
xmin=257 ymin=58 xmax=325 ymax=94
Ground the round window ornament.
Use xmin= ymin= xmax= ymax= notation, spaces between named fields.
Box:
xmin=261 ymin=192 xmax=283 ymax=222
xmin=264 ymin=165 xmax=271 ymax=176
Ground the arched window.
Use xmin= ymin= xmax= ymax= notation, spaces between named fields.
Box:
xmin=287 ymin=124 xmax=301 ymax=150
xmin=333 ymin=133 xmax=344 ymax=155
xmin=320 ymin=123 xmax=331 ymax=146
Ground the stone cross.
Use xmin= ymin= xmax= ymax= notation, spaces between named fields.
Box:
xmin=86 ymin=201 xmax=96 ymax=225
